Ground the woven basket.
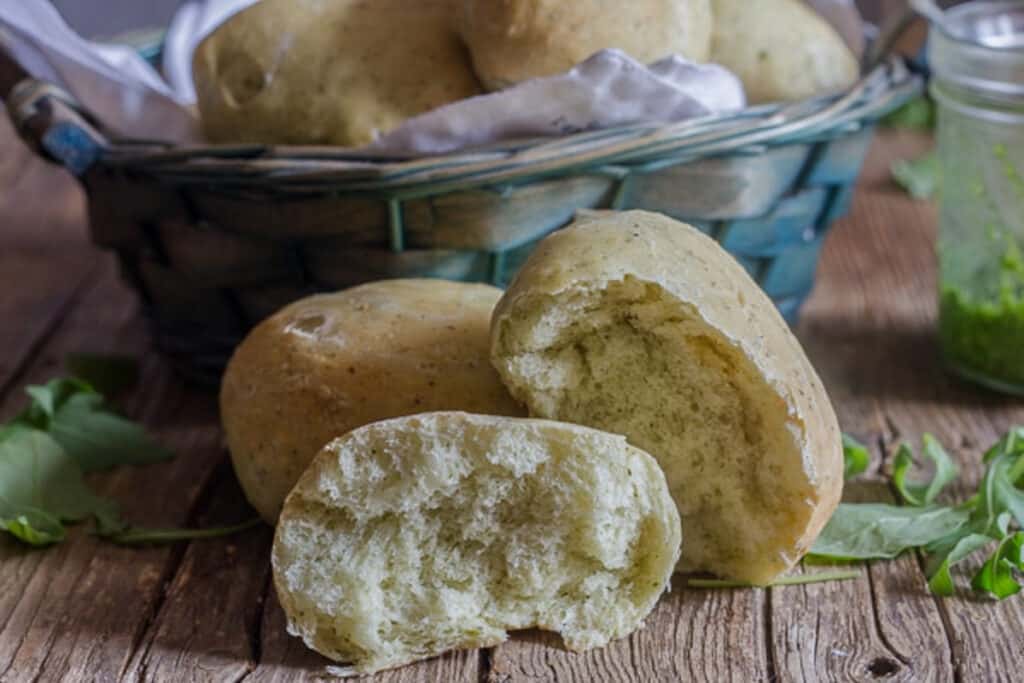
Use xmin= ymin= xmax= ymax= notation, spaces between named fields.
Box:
xmin=2 ymin=43 xmax=920 ymax=385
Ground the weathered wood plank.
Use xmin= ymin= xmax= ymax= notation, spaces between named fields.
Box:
xmin=488 ymin=576 xmax=768 ymax=682
xmin=123 ymin=467 xmax=272 ymax=683
xmin=795 ymin=133 xmax=1024 ymax=682
xmin=249 ymin=590 xmax=480 ymax=683
xmin=0 ymin=261 xmax=232 ymax=683
xmin=0 ymin=116 xmax=86 ymax=248
xmin=0 ymin=116 xmax=101 ymax=394
xmin=3 ymin=118 xmax=1022 ymax=683
xmin=125 ymin=441 xmax=480 ymax=682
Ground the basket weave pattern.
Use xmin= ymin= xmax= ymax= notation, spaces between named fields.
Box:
xmin=6 ymin=55 xmax=921 ymax=384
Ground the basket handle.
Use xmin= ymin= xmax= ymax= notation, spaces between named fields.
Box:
xmin=1 ymin=48 xmax=107 ymax=175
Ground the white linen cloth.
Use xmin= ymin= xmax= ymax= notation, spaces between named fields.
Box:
xmin=0 ymin=0 xmax=861 ymax=156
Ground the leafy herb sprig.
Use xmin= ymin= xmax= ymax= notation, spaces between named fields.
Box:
xmin=812 ymin=431 xmax=1024 ymax=600
xmin=0 ymin=369 xmax=260 ymax=547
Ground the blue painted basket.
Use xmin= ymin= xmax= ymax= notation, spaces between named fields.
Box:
xmin=3 ymin=41 xmax=921 ymax=384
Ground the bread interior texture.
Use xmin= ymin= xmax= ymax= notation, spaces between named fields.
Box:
xmin=273 ymin=415 xmax=677 ymax=673
xmin=494 ymin=277 xmax=816 ymax=584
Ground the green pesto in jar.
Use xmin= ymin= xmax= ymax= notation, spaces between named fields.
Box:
xmin=927 ymin=1 xmax=1024 ymax=395
xmin=940 ymin=243 xmax=1024 ymax=391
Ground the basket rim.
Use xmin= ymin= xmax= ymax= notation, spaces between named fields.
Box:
xmin=95 ymin=57 xmax=921 ymax=187
xmin=9 ymin=54 xmax=921 ymax=196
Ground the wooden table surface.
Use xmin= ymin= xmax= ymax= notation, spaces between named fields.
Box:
xmin=1 ymin=118 xmax=1022 ymax=682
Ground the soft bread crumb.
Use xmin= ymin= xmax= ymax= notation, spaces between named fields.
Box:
xmin=272 ymin=412 xmax=681 ymax=674
xmin=490 ymin=211 xmax=844 ymax=585
xmin=496 ymin=278 xmax=811 ymax=580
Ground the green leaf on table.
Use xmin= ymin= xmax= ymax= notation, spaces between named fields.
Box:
xmin=47 ymin=393 xmax=173 ymax=472
xmin=970 ymin=514 xmax=1024 ymax=599
xmin=892 ymin=150 xmax=941 ymax=200
xmin=922 ymin=437 xmax=1024 ymax=596
xmin=892 ymin=434 xmax=959 ymax=506
xmin=809 ymin=503 xmax=970 ymax=561
xmin=881 ymin=95 xmax=936 ymax=130
xmin=926 ymin=532 xmax=996 ymax=596
xmin=0 ymin=421 xmax=33 ymax=445
xmin=20 ymin=377 xmax=96 ymax=426
xmin=688 ymin=569 xmax=861 ymax=589
xmin=65 ymin=353 xmax=140 ymax=396
xmin=982 ymin=428 xmax=1024 ymax=529
xmin=98 ymin=518 xmax=264 ymax=545
xmin=842 ymin=433 xmax=870 ymax=479
xmin=969 ymin=442 xmax=1024 ymax=534
xmin=0 ymin=374 xmax=257 ymax=550
xmin=0 ymin=430 xmax=119 ymax=546
xmin=983 ymin=426 xmax=1024 ymax=465
xmin=1 ymin=508 xmax=66 ymax=545
xmin=12 ymin=377 xmax=171 ymax=472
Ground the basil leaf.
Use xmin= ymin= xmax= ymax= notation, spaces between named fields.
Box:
xmin=842 ymin=434 xmax=870 ymax=479
xmin=0 ymin=506 xmax=66 ymax=545
xmin=810 ymin=503 xmax=970 ymax=561
xmin=882 ymin=95 xmax=936 ymax=130
xmin=688 ymin=569 xmax=860 ymax=589
xmin=0 ymin=430 xmax=119 ymax=546
xmin=47 ymin=393 xmax=173 ymax=472
xmin=966 ymin=447 xmax=1024 ymax=536
xmin=0 ymin=422 xmax=33 ymax=445
xmin=8 ymin=377 xmax=171 ymax=472
xmin=892 ymin=150 xmax=941 ymax=200
xmin=23 ymin=377 xmax=97 ymax=422
xmin=892 ymin=434 xmax=959 ymax=506
xmin=923 ymin=444 xmax=1024 ymax=597
xmin=970 ymin=514 xmax=1024 ymax=599
xmin=983 ymin=426 xmax=1024 ymax=464
xmin=99 ymin=518 xmax=263 ymax=545
xmin=926 ymin=533 xmax=995 ymax=597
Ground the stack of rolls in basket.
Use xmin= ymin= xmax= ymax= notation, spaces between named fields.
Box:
xmin=193 ymin=0 xmax=860 ymax=147
xmin=208 ymin=0 xmax=853 ymax=674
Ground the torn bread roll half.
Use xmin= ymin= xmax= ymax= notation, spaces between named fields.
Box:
xmin=272 ymin=412 xmax=681 ymax=674
xmin=220 ymin=280 xmax=524 ymax=523
xmin=490 ymin=210 xmax=843 ymax=585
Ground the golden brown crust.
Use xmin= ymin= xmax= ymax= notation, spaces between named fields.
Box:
xmin=194 ymin=0 xmax=481 ymax=146
xmin=491 ymin=211 xmax=843 ymax=581
xmin=709 ymin=0 xmax=859 ymax=104
xmin=460 ymin=0 xmax=712 ymax=90
xmin=221 ymin=280 xmax=524 ymax=522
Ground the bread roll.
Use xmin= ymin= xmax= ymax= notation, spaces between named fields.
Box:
xmin=273 ymin=412 xmax=681 ymax=674
xmin=460 ymin=0 xmax=713 ymax=90
xmin=193 ymin=0 xmax=481 ymax=146
xmin=490 ymin=211 xmax=843 ymax=584
xmin=220 ymin=280 xmax=523 ymax=523
xmin=709 ymin=0 xmax=860 ymax=104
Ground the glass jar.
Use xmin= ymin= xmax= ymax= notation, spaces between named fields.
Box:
xmin=929 ymin=1 xmax=1024 ymax=395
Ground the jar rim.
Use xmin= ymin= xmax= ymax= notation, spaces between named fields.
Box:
xmin=929 ymin=1 xmax=1024 ymax=99
xmin=934 ymin=0 xmax=1024 ymax=51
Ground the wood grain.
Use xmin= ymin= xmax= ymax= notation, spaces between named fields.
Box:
xmin=1 ymin=122 xmax=1022 ymax=681
xmin=122 ymin=469 xmax=273 ymax=683
xmin=798 ymin=131 xmax=1024 ymax=682
xmin=0 ymin=115 xmax=99 ymax=395
xmin=489 ymin=577 xmax=768 ymax=683
xmin=0 ymin=260 xmax=235 ymax=682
